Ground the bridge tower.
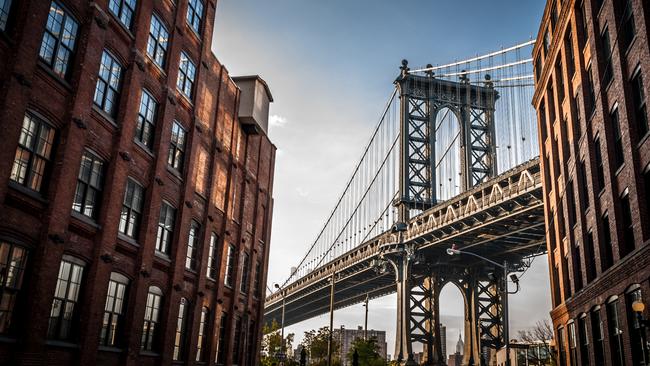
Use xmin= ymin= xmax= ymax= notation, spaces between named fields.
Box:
xmin=387 ymin=60 xmax=502 ymax=366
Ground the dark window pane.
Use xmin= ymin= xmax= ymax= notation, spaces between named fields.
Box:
xmin=10 ymin=113 xmax=56 ymax=193
xmin=39 ymin=2 xmax=78 ymax=79
xmin=48 ymin=259 xmax=84 ymax=341
xmin=147 ymin=14 xmax=168 ymax=68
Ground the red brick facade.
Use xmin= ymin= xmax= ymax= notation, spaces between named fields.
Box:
xmin=533 ymin=0 xmax=650 ymax=365
xmin=0 ymin=1 xmax=275 ymax=365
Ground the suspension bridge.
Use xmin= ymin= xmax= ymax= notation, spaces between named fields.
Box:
xmin=264 ymin=40 xmax=546 ymax=365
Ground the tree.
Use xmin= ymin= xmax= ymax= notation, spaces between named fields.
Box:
xmin=261 ymin=320 xmax=295 ymax=366
xmin=347 ymin=337 xmax=386 ymax=366
xmin=301 ymin=327 xmax=341 ymax=366
xmin=517 ymin=320 xmax=557 ymax=366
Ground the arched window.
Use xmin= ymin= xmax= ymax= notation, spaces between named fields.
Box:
xmin=196 ymin=306 xmax=209 ymax=361
xmin=141 ymin=286 xmax=163 ymax=351
xmin=48 ymin=256 xmax=85 ymax=341
xmin=99 ymin=272 xmax=129 ymax=347
xmin=0 ymin=241 xmax=29 ymax=335
xmin=173 ymin=298 xmax=189 ymax=360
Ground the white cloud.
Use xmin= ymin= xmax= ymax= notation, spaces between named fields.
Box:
xmin=296 ymin=187 xmax=309 ymax=197
xmin=269 ymin=114 xmax=288 ymax=128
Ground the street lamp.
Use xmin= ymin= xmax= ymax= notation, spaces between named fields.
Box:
xmin=447 ymin=246 xmax=520 ymax=366
xmin=274 ymin=284 xmax=287 ymax=364
xmin=632 ymin=300 xmax=649 ymax=365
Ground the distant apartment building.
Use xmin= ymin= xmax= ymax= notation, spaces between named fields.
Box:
xmin=0 ymin=1 xmax=275 ymax=365
xmin=334 ymin=326 xmax=388 ymax=365
xmin=533 ymin=0 xmax=650 ymax=365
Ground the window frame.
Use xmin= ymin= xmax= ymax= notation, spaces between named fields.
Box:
xmin=196 ymin=306 xmax=209 ymax=362
xmin=146 ymin=13 xmax=169 ymax=69
xmin=168 ymin=120 xmax=186 ymax=171
xmin=224 ymin=244 xmax=236 ymax=288
xmin=176 ymin=51 xmax=196 ymax=100
xmin=206 ymin=232 xmax=218 ymax=280
xmin=240 ymin=252 xmax=250 ymax=294
xmin=72 ymin=150 xmax=104 ymax=219
xmin=93 ymin=50 xmax=123 ymax=118
xmin=172 ymin=297 xmax=188 ymax=361
xmin=155 ymin=201 xmax=176 ymax=255
xmin=141 ymin=286 xmax=163 ymax=352
xmin=0 ymin=241 xmax=29 ymax=336
xmin=39 ymin=1 xmax=79 ymax=80
xmin=47 ymin=257 xmax=85 ymax=341
xmin=185 ymin=220 xmax=200 ymax=271
xmin=107 ymin=0 xmax=137 ymax=31
xmin=134 ymin=89 xmax=158 ymax=149
xmin=630 ymin=67 xmax=648 ymax=138
xmin=0 ymin=0 xmax=13 ymax=32
xmin=10 ymin=112 xmax=56 ymax=193
xmin=119 ymin=178 xmax=144 ymax=239
xmin=99 ymin=272 xmax=129 ymax=347
xmin=186 ymin=0 xmax=204 ymax=35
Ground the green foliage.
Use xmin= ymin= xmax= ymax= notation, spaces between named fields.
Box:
xmin=347 ymin=337 xmax=386 ymax=366
xmin=301 ymin=327 xmax=341 ymax=366
xmin=260 ymin=320 xmax=295 ymax=366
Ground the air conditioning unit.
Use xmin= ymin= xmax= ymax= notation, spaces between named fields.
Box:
xmin=232 ymin=75 xmax=273 ymax=135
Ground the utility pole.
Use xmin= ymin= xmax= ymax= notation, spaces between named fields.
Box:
xmin=327 ymin=273 xmax=335 ymax=366
xmin=503 ymin=260 xmax=510 ymax=366
xmin=364 ymin=294 xmax=369 ymax=340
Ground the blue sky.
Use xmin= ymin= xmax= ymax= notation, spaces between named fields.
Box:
xmin=212 ymin=0 xmax=548 ymax=358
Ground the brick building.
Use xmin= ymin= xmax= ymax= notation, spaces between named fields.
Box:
xmin=0 ymin=1 xmax=275 ymax=366
xmin=533 ymin=0 xmax=650 ymax=365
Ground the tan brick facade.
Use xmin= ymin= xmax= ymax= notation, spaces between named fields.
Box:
xmin=0 ymin=1 xmax=275 ymax=365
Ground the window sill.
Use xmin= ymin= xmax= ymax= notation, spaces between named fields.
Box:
xmin=623 ymin=35 xmax=638 ymax=58
xmin=185 ymin=24 xmax=203 ymax=43
xmin=70 ymin=211 xmax=101 ymax=228
xmin=139 ymin=350 xmax=160 ymax=357
xmin=37 ymin=61 xmax=73 ymax=91
xmin=92 ymin=105 xmax=118 ymax=129
xmin=637 ymin=131 xmax=650 ymax=148
xmin=133 ymin=139 xmax=155 ymax=160
xmin=7 ymin=181 xmax=48 ymax=204
xmin=154 ymin=252 xmax=172 ymax=263
xmin=45 ymin=340 xmax=80 ymax=349
xmin=117 ymin=232 xmax=139 ymax=247
xmin=166 ymin=166 xmax=184 ymax=182
xmin=145 ymin=55 xmax=167 ymax=77
xmin=98 ymin=345 xmax=123 ymax=353
xmin=177 ymin=91 xmax=194 ymax=110
xmin=108 ymin=13 xmax=135 ymax=41
xmin=614 ymin=163 xmax=625 ymax=177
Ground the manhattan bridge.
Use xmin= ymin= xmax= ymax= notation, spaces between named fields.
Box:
xmin=265 ymin=40 xmax=546 ymax=365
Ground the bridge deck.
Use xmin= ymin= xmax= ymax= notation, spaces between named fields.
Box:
xmin=264 ymin=158 xmax=545 ymax=327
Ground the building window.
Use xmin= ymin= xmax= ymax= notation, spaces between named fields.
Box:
xmin=621 ymin=0 xmax=636 ymax=52
xmin=72 ymin=151 xmax=104 ymax=219
xmin=566 ymin=29 xmax=575 ymax=77
xmin=216 ymin=312 xmax=228 ymax=364
xmin=141 ymin=286 xmax=162 ymax=351
xmin=135 ymin=89 xmax=158 ymax=148
xmin=606 ymin=298 xmax=625 ymax=365
xmin=233 ymin=315 xmax=242 ymax=364
xmin=39 ymin=2 xmax=78 ymax=79
xmin=10 ymin=112 xmax=56 ymax=193
xmin=578 ymin=314 xmax=589 ymax=366
xmin=578 ymin=160 xmax=589 ymax=211
xmin=557 ymin=326 xmax=567 ymax=366
xmin=240 ymin=252 xmax=250 ymax=294
xmin=186 ymin=0 xmax=204 ymax=34
xmin=196 ymin=307 xmax=209 ymax=362
xmin=108 ymin=0 xmax=136 ymax=30
xmin=535 ymin=55 xmax=542 ymax=82
xmin=0 ymin=0 xmax=12 ymax=31
xmin=48 ymin=258 xmax=84 ymax=341
xmin=206 ymin=233 xmax=218 ymax=279
xmin=594 ymin=136 xmax=605 ymax=192
xmin=93 ymin=50 xmax=123 ymax=117
xmin=645 ymin=168 xmax=650 ymax=241
xmin=568 ymin=322 xmax=578 ymax=366
xmin=591 ymin=308 xmax=605 ymax=365
xmin=631 ymin=68 xmax=648 ymax=138
xmin=155 ymin=202 xmax=175 ymax=255
xmin=0 ymin=241 xmax=28 ymax=335
xmin=586 ymin=64 xmax=596 ymax=117
xmin=600 ymin=27 xmax=613 ymax=88
xmin=253 ymin=261 xmax=262 ymax=298
xmin=609 ymin=107 xmax=624 ymax=170
xmin=168 ymin=121 xmax=186 ymax=171
xmin=147 ymin=14 xmax=168 ymax=68
xmin=555 ymin=59 xmax=565 ymax=102
xmin=594 ymin=0 xmax=604 ymax=12
xmin=626 ymin=288 xmax=645 ymax=364
xmin=543 ymin=28 xmax=551 ymax=55
xmin=619 ymin=193 xmax=634 ymax=258
xmin=99 ymin=272 xmax=129 ymax=347
xmin=185 ymin=221 xmax=200 ymax=270
xmin=567 ymin=180 xmax=577 ymax=227
xmin=173 ymin=298 xmax=188 ymax=361
xmin=177 ymin=52 xmax=196 ymax=100
xmin=579 ymin=1 xmax=588 ymax=46
xmin=585 ymin=231 xmax=596 ymax=283
xmin=119 ymin=179 xmax=144 ymax=239
xmin=600 ymin=214 xmax=613 ymax=270
xmin=572 ymin=241 xmax=583 ymax=292
xmin=224 ymin=244 xmax=236 ymax=287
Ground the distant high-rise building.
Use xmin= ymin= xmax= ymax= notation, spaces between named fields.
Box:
xmin=533 ymin=0 xmax=650 ymax=365
xmin=334 ymin=326 xmax=388 ymax=365
xmin=441 ymin=325 xmax=447 ymax=361
xmin=448 ymin=334 xmax=464 ymax=366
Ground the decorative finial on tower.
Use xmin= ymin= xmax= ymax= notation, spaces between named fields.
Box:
xmin=485 ymin=73 xmax=493 ymax=88
xmin=400 ymin=59 xmax=409 ymax=77
xmin=425 ymin=64 xmax=435 ymax=78
xmin=459 ymin=70 xmax=469 ymax=84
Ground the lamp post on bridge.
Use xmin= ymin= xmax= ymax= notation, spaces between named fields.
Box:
xmin=446 ymin=246 xmax=520 ymax=366
xmin=274 ymin=284 xmax=287 ymax=364
xmin=363 ymin=294 xmax=369 ymax=340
